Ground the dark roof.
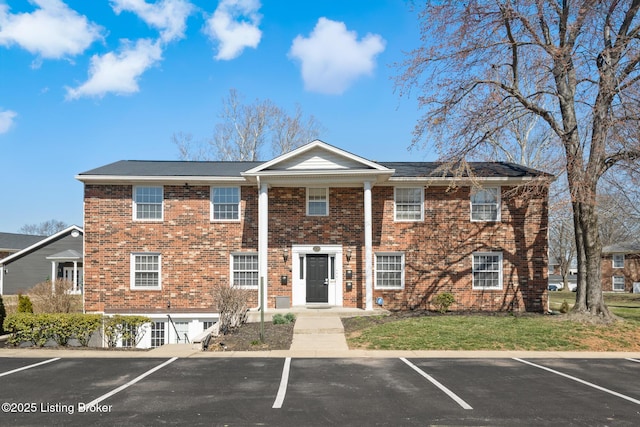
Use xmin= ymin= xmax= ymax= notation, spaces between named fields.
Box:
xmin=0 ymin=232 xmax=47 ymax=251
xmin=79 ymin=160 xmax=549 ymax=179
xmin=78 ymin=160 xmax=263 ymax=177
xmin=379 ymin=162 xmax=549 ymax=178
xmin=603 ymin=242 xmax=640 ymax=254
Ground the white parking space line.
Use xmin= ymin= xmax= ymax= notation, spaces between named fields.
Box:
xmin=626 ymin=358 xmax=640 ymax=364
xmin=514 ymin=358 xmax=640 ymax=405
xmin=400 ymin=358 xmax=473 ymax=410
xmin=272 ymin=357 xmax=291 ymax=409
xmin=83 ymin=357 xmax=178 ymax=410
xmin=0 ymin=358 xmax=60 ymax=378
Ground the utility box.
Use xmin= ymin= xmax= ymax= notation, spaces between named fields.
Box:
xmin=275 ymin=296 xmax=290 ymax=309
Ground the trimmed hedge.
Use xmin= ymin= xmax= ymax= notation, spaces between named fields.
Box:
xmin=3 ymin=313 xmax=103 ymax=347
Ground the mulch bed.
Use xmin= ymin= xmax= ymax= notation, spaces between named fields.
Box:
xmin=208 ymin=321 xmax=295 ymax=351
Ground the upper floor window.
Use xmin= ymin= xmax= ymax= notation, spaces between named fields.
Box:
xmin=133 ymin=186 xmax=163 ymax=220
xmin=231 ymin=253 xmax=258 ymax=288
xmin=613 ymin=254 xmax=625 ymax=269
xmin=130 ymin=253 xmax=161 ymax=290
xmin=395 ymin=188 xmax=424 ymax=221
xmin=307 ymin=188 xmax=328 ymax=216
xmin=211 ymin=187 xmax=240 ymax=221
xmin=375 ymin=253 xmax=405 ymax=289
xmin=472 ymin=252 xmax=503 ymax=289
xmin=471 ymin=187 xmax=500 ymax=221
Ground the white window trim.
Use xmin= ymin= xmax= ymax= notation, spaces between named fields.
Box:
xmin=130 ymin=253 xmax=162 ymax=290
xmin=613 ymin=254 xmax=625 ymax=269
xmin=210 ymin=186 xmax=241 ymax=222
xmin=306 ymin=187 xmax=329 ymax=216
xmin=230 ymin=252 xmax=259 ymax=288
xmin=133 ymin=186 xmax=164 ymax=221
xmin=470 ymin=187 xmax=501 ymax=222
xmin=612 ymin=276 xmax=625 ymax=292
xmin=472 ymin=252 xmax=503 ymax=290
xmin=394 ymin=187 xmax=424 ymax=222
xmin=374 ymin=252 xmax=405 ymax=290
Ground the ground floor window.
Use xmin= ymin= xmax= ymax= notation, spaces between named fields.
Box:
xmin=613 ymin=276 xmax=625 ymax=292
xmin=151 ymin=321 xmax=165 ymax=348
xmin=374 ymin=253 xmax=404 ymax=289
xmin=231 ymin=253 xmax=258 ymax=287
xmin=472 ymin=252 xmax=503 ymax=289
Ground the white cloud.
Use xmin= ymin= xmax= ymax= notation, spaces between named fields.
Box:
xmin=110 ymin=0 xmax=194 ymax=43
xmin=0 ymin=109 xmax=17 ymax=133
xmin=289 ymin=18 xmax=386 ymax=95
xmin=0 ymin=0 xmax=102 ymax=59
xmin=65 ymin=39 xmax=162 ymax=100
xmin=204 ymin=0 xmax=261 ymax=60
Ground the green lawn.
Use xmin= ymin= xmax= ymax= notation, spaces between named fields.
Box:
xmin=344 ymin=293 xmax=640 ymax=351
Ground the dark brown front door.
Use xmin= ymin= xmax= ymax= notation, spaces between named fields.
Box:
xmin=306 ymin=254 xmax=329 ymax=303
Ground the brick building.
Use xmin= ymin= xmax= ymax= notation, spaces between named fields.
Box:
xmin=601 ymin=243 xmax=640 ymax=293
xmin=76 ymin=141 xmax=552 ymax=347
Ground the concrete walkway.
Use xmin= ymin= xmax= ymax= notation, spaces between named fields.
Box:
xmin=2 ymin=307 xmax=640 ymax=359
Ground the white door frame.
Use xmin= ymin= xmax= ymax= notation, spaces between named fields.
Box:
xmin=291 ymin=244 xmax=343 ymax=306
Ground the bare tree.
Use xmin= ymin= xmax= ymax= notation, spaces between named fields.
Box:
xmin=174 ymin=89 xmax=324 ymax=161
xmin=19 ymin=220 xmax=68 ymax=236
xmin=397 ymin=1 xmax=640 ymax=320
xmin=549 ymin=199 xmax=576 ymax=291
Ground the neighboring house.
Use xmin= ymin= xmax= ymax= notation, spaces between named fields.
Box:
xmin=0 ymin=232 xmax=46 ymax=260
xmin=0 ymin=226 xmax=84 ymax=295
xmin=601 ymin=243 xmax=640 ymax=293
xmin=76 ymin=141 xmax=552 ymax=348
xmin=548 ymin=274 xmax=577 ymax=291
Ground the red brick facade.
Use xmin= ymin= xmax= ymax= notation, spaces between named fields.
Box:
xmin=601 ymin=253 xmax=640 ymax=292
xmin=83 ymin=183 xmax=549 ymax=314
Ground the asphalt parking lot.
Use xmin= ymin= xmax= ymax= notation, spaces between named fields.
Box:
xmin=1 ymin=357 xmax=639 ymax=426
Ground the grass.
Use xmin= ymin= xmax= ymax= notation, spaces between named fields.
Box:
xmin=344 ymin=293 xmax=640 ymax=351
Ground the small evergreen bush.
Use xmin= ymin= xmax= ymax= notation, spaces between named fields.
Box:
xmin=560 ymin=300 xmax=570 ymax=314
xmin=0 ymin=294 xmax=6 ymax=334
xmin=272 ymin=313 xmax=296 ymax=324
xmin=17 ymin=294 xmax=33 ymax=313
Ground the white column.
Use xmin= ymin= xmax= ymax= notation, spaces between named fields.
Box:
xmin=50 ymin=261 xmax=56 ymax=293
xmin=73 ymin=261 xmax=78 ymax=292
xmin=258 ymin=180 xmax=269 ymax=309
xmin=364 ymin=181 xmax=373 ymax=311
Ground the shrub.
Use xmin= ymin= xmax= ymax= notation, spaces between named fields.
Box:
xmin=272 ymin=313 xmax=296 ymax=324
xmin=0 ymin=294 xmax=6 ymax=334
xmin=214 ymin=285 xmax=250 ymax=334
xmin=103 ymin=315 xmax=151 ymax=348
xmin=2 ymin=313 xmax=103 ymax=347
xmin=433 ymin=292 xmax=456 ymax=314
xmin=560 ymin=300 xmax=570 ymax=314
xmin=17 ymin=294 xmax=33 ymax=313
xmin=29 ymin=280 xmax=80 ymax=313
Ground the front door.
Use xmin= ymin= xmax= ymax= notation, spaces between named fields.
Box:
xmin=306 ymin=254 xmax=329 ymax=303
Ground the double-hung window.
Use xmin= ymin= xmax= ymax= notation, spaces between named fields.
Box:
xmin=471 ymin=187 xmax=500 ymax=221
xmin=150 ymin=322 xmax=165 ymax=348
xmin=212 ymin=187 xmax=240 ymax=221
xmin=307 ymin=188 xmax=328 ymax=216
xmin=613 ymin=254 xmax=624 ymax=269
xmin=133 ymin=186 xmax=163 ymax=220
xmin=395 ymin=188 xmax=424 ymax=221
xmin=231 ymin=253 xmax=258 ymax=288
xmin=472 ymin=252 xmax=503 ymax=289
xmin=131 ymin=253 xmax=161 ymax=290
xmin=613 ymin=276 xmax=625 ymax=292
xmin=375 ymin=253 xmax=404 ymax=289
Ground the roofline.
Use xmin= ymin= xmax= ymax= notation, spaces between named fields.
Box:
xmin=75 ymin=175 xmax=247 ymax=184
xmin=243 ymin=140 xmax=393 ymax=175
xmin=387 ymin=175 xmax=550 ymax=185
xmin=0 ymin=225 xmax=83 ymax=265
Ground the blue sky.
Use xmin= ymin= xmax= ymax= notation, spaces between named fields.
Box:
xmin=1 ymin=0 xmax=429 ymax=233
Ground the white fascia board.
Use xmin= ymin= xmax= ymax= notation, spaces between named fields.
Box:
xmin=76 ymin=175 xmax=248 ymax=185
xmin=386 ymin=176 xmax=544 ymax=186
xmin=251 ymin=169 xmax=395 ymax=186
